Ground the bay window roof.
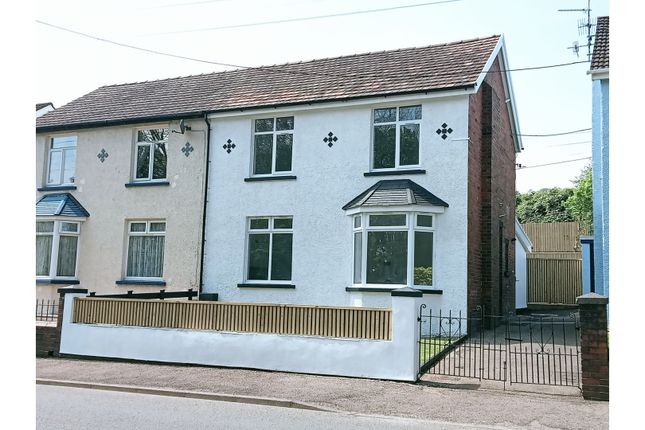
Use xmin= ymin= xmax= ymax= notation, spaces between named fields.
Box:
xmin=36 ymin=193 xmax=90 ymax=218
xmin=342 ymin=179 xmax=449 ymax=210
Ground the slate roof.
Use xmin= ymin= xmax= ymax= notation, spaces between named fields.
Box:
xmin=36 ymin=36 xmax=501 ymax=132
xmin=342 ymin=179 xmax=449 ymax=210
xmin=36 ymin=193 xmax=90 ymax=218
xmin=591 ymin=16 xmax=609 ymax=71
xmin=36 ymin=102 xmax=54 ymax=111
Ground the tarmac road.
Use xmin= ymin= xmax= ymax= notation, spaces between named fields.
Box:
xmin=37 ymin=385 xmax=511 ymax=430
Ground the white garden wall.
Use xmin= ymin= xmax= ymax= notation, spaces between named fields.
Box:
xmin=59 ymin=293 xmax=422 ymax=381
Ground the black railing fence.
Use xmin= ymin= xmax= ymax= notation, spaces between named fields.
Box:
xmin=36 ymin=299 xmax=59 ymax=322
xmin=418 ymin=305 xmax=581 ymax=388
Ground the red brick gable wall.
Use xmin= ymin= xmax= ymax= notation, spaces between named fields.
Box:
xmin=467 ymin=56 xmax=517 ymax=316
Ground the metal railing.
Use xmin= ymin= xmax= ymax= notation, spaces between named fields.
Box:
xmin=418 ymin=306 xmax=581 ymax=388
xmin=36 ymin=299 xmax=59 ymax=322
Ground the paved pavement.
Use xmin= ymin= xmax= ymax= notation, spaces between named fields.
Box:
xmin=38 ymin=385 xmax=507 ymax=430
xmin=37 ymin=357 xmax=608 ymax=430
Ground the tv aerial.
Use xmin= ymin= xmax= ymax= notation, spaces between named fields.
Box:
xmin=558 ymin=0 xmax=596 ymax=62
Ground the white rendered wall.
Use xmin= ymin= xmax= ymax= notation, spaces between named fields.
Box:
xmin=36 ymin=120 xmax=207 ymax=301
xmin=203 ymin=94 xmax=470 ymax=314
xmin=515 ymin=243 xmax=528 ymax=309
xmin=59 ymin=293 xmax=421 ymax=381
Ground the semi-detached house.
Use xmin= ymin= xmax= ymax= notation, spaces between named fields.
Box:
xmin=36 ymin=34 xmax=522 ymax=316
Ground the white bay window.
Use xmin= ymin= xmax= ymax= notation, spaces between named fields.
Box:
xmin=36 ymin=220 xmax=80 ymax=279
xmin=352 ymin=213 xmax=434 ymax=287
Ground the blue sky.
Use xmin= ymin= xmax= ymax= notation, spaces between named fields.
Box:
xmin=36 ymin=0 xmax=609 ymax=192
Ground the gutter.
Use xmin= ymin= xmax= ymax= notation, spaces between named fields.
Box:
xmin=198 ymin=114 xmax=212 ymax=295
xmin=36 ymin=112 xmax=205 ymax=133
xmin=35 ymin=86 xmax=475 ymax=133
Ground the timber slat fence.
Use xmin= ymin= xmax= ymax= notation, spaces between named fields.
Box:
xmin=527 ymin=258 xmax=582 ymax=304
xmin=522 ymin=222 xmax=589 ymax=253
xmin=72 ymin=298 xmax=392 ymax=340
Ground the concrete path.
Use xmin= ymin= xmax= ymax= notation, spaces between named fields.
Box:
xmin=37 ymin=357 xmax=608 ymax=430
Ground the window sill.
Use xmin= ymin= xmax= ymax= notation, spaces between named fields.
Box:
xmin=237 ymin=283 xmax=295 ymax=289
xmin=116 ymin=279 xmax=167 ymax=286
xmin=38 ymin=185 xmax=78 ymax=192
xmin=124 ymin=181 xmax=170 ymax=188
xmin=345 ymin=286 xmax=442 ymax=295
xmin=37 ymin=278 xmax=80 ymax=285
xmin=244 ymin=175 xmax=297 ymax=182
xmin=363 ymin=169 xmax=426 ymax=177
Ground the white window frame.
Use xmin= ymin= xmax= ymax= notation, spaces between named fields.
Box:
xmin=351 ymin=212 xmax=436 ymax=288
xmin=46 ymin=135 xmax=77 ymax=186
xmin=244 ymin=216 xmax=293 ymax=283
xmin=36 ymin=218 xmax=81 ymax=280
xmin=370 ymin=105 xmax=422 ymax=171
xmin=124 ymin=220 xmax=166 ymax=281
xmin=250 ymin=116 xmax=294 ymax=177
xmin=133 ymin=127 xmax=169 ymax=182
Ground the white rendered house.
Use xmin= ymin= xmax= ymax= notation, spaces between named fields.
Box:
xmin=202 ymin=35 xmax=523 ymax=315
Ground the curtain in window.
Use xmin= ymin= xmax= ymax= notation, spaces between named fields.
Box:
xmin=36 ymin=235 xmax=53 ymax=276
xmin=127 ymin=236 xmax=165 ymax=277
xmin=57 ymin=236 xmax=78 ymax=277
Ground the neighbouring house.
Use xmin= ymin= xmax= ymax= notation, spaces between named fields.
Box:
xmin=35 ymin=105 xmax=208 ymax=300
xmin=36 ymin=102 xmax=54 ymax=118
xmin=199 ymin=35 xmax=522 ymax=316
xmin=514 ymin=218 xmax=532 ymax=310
xmin=588 ymin=16 xmax=609 ymax=300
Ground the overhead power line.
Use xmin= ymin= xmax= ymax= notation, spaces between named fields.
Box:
xmin=546 ymin=140 xmax=591 ymax=147
xmin=517 ymin=128 xmax=591 ymax=137
xmin=36 ymin=20 xmax=592 ymax=82
xmin=36 ymin=20 xmax=247 ymax=69
xmin=516 ymin=157 xmax=591 ymax=170
xmin=146 ymin=0 xmax=232 ymax=9
xmin=159 ymin=0 xmax=464 ymax=35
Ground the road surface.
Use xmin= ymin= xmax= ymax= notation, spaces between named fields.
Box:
xmin=37 ymin=385 xmax=508 ymax=430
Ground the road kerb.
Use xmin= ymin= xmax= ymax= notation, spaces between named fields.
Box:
xmin=36 ymin=378 xmax=335 ymax=413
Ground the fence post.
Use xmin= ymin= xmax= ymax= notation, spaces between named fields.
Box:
xmin=391 ymin=287 xmax=422 ymax=381
xmin=55 ymin=287 xmax=89 ymax=357
xmin=576 ymin=293 xmax=609 ymax=401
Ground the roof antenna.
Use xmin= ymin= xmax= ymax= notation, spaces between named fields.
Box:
xmin=558 ymin=0 xmax=596 ymax=62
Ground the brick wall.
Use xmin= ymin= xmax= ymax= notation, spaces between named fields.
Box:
xmin=35 ymin=293 xmax=66 ymax=357
xmin=578 ymin=295 xmax=610 ymax=401
xmin=36 ymin=325 xmax=60 ymax=357
xmin=468 ymin=57 xmax=517 ymax=316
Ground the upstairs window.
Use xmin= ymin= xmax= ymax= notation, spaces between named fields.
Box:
xmin=372 ymin=105 xmax=422 ymax=170
xmin=253 ymin=117 xmax=294 ymax=175
xmin=47 ymin=136 xmax=77 ymax=186
xmin=36 ymin=220 xmax=80 ymax=279
xmin=135 ymin=128 xmax=168 ymax=181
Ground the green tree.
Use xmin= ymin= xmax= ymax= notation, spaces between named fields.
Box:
xmin=564 ymin=165 xmax=593 ymax=232
xmin=516 ymin=188 xmax=574 ymax=224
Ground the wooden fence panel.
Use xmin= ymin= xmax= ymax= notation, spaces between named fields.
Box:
xmin=72 ymin=298 xmax=392 ymax=340
xmin=527 ymin=258 xmax=582 ymax=305
xmin=522 ymin=222 xmax=589 ymax=253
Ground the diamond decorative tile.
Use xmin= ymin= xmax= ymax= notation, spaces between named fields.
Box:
xmin=435 ymin=123 xmax=454 ymax=140
xmin=97 ymin=148 xmax=109 ymax=163
xmin=223 ymin=139 xmax=236 ymax=154
xmin=323 ymin=131 xmax=339 ymax=148
xmin=181 ymin=142 xmax=194 ymax=157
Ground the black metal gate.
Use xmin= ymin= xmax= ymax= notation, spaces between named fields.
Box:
xmin=418 ymin=305 xmax=581 ymax=388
